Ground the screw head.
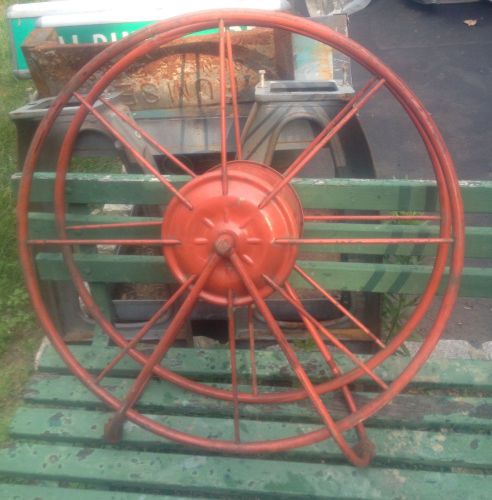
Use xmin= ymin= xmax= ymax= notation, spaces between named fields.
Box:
xmin=214 ymin=233 xmax=235 ymax=256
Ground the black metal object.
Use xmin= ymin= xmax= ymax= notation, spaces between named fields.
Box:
xmin=14 ymin=88 xmax=379 ymax=343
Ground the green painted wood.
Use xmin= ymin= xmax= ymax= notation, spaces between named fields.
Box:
xmin=0 ymin=443 xmax=491 ymax=499
xmin=13 ymin=172 xmax=492 ymax=213
xmin=24 ymin=374 xmax=492 ymax=432
xmin=28 ymin=213 xmax=161 ymax=239
xmin=38 ymin=345 xmax=492 ymax=392
xmin=27 ymin=213 xmax=492 ymax=259
xmin=9 ymin=171 xmax=492 ymax=497
xmin=36 ymin=253 xmax=173 ymax=283
xmin=0 ymin=484 xmax=193 ymax=500
xmin=35 ymin=253 xmax=492 ymax=297
xmin=10 ymin=407 xmax=492 ymax=471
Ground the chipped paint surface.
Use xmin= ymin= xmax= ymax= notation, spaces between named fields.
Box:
xmin=23 ymin=27 xmax=286 ymax=109
xmin=2 ymin=342 xmax=492 ymax=497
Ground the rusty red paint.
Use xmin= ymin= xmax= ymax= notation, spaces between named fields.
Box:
xmin=219 ymin=20 xmax=228 ymax=195
xmin=226 ymin=29 xmax=243 ymax=161
xmin=28 ymin=238 xmax=180 ymax=246
xmin=104 ymin=254 xmax=220 ymax=442
xmin=232 ymin=252 xmax=374 ymax=466
xmin=228 ymin=290 xmax=241 ymax=444
xmin=17 ymin=11 xmax=464 ymax=466
xmin=259 ymin=77 xmax=386 ymax=209
xmin=162 ymin=161 xmax=302 ymax=306
xmin=98 ymin=97 xmax=197 ymax=177
xmin=74 ymin=92 xmax=193 ymax=209
xmin=247 ymin=305 xmax=258 ymax=396
xmin=274 ymin=237 xmax=453 ymax=245
xmin=263 ymin=274 xmax=389 ymax=391
xmin=66 ymin=221 xmax=162 ymax=231
xmin=95 ymin=275 xmax=196 ymax=384
xmin=293 ymin=264 xmax=385 ymax=348
xmin=304 ymin=215 xmax=440 ymax=222
xmin=286 ymin=283 xmax=374 ymax=466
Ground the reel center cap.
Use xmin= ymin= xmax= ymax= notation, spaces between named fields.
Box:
xmin=214 ymin=233 xmax=236 ymax=257
xmin=162 ymin=161 xmax=303 ymax=306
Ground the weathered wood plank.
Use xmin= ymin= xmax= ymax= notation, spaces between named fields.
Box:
xmin=10 ymin=407 xmax=492 ymax=470
xmin=35 ymin=253 xmax=492 ymax=297
xmin=36 ymin=253 xmax=174 ymax=283
xmin=28 ymin=213 xmax=492 ymax=259
xmin=0 ymin=443 xmax=490 ymax=499
xmin=13 ymin=172 xmax=492 ymax=213
xmin=0 ymin=484 xmax=192 ymax=500
xmin=24 ymin=374 xmax=492 ymax=432
xmin=38 ymin=345 xmax=492 ymax=392
xmin=9 ymin=172 xmax=492 ymax=498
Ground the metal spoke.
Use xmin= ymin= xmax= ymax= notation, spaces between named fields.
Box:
xmin=304 ymin=215 xmax=440 ymax=222
xmin=74 ymin=92 xmax=193 ymax=210
xmin=294 ymin=264 xmax=385 ymax=348
xmin=95 ymin=275 xmax=196 ymax=384
xmin=104 ymin=254 xmax=219 ymax=443
xmin=274 ymin=237 xmax=452 ymax=245
xmin=226 ymin=29 xmax=242 ymax=160
xmin=263 ymin=274 xmax=389 ymax=391
xmin=247 ymin=305 xmax=258 ymax=395
xmin=16 ymin=7 xmax=465 ymax=464
xmin=98 ymin=96 xmax=197 ymax=177
xmin=66 ymin=221 xmax=161 ymax=231
xmin=27 ymin=238 xmax=180 ymax=246
xmin=219 ymin=20 xmax=228 ymax=194
xmin=286 ymin=283 xmax=344 ymax=375
xmin=286 ymin=283 xmax=372 ymax=450
xmin=228 ymin=290 xmax=240 ymax=443
xmin=258 ymin=77 xmax=385 ymax=209
xmin=229 ymin=251 xmax=373 ymax=466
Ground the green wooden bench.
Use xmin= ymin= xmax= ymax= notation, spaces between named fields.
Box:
xmin=1 ymin=173 xmax=491 ymax=498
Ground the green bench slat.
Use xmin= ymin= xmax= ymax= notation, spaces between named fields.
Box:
xmin=8 ymin=170 xmax=492 ymax=497
xmin=14 ymin=172 xmax=492 ymax=213
xmin=29 ymin=214 xmax=162 ymax=239
xmin=35 ymin=253 xmax=492 ymax=297
xmin=24 ymin=374 xmax=492 ymax=433
xmin=37 ymin=253 xmax=174 ymax=283
xmin=1 ymin=443 xmax=491 ymax=499
xmin=0 ymin=484 xmax=194 ymax=500
xmin=28 ymin=213 xmax=492 ymax=259
xmin=10 ymin=407 xmax=492 ymax=471
xmin=38 ymin=346 xmax=492 ymax=392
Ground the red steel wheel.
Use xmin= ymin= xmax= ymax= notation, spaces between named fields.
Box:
xmin=17 ymin=10 xmax=464 ymax=467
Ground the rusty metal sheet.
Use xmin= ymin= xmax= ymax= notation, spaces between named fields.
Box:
xmin=22 ymin=27 xmax=293 ymax=110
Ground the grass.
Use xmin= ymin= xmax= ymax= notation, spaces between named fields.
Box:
xmin=381 ymin=212 xmax=427 ymax=355
xmin=0 ymin=1 xmax=121 ymax=444
xmin=0 ymin=0 xmax=42 ymax=444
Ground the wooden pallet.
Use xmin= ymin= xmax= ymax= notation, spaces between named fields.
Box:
xmin=0 ymin=341 xmax=491 ymax=499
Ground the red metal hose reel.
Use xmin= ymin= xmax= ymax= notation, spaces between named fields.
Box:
xmin=17 ymin=10 xmax=464 ymax=466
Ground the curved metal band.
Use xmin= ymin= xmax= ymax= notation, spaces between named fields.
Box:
xmin=17 ymin=10 xmax=464 ymax=458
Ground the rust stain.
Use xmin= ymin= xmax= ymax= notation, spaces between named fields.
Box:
xmin=23 ymin=27 xmax=290 ymax=110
